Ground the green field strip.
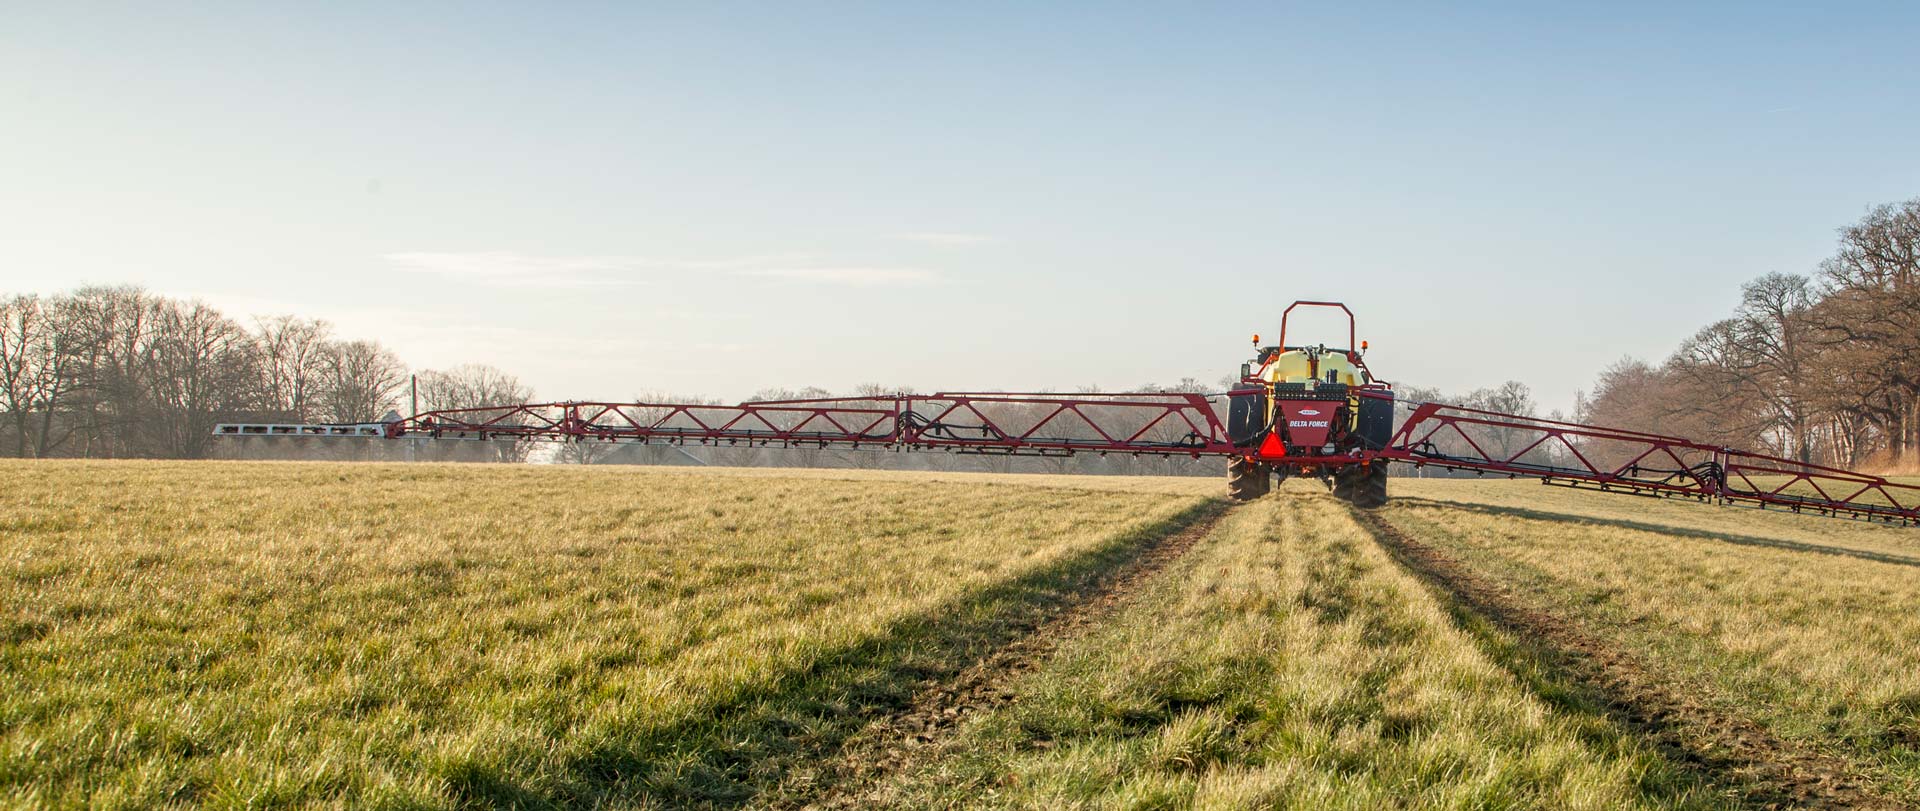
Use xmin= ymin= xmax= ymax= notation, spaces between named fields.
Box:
xmin=521 ymin=498 xmax=1227 ymax=809
xmin=869 ymin=487 xmax=1727 ymax=810
xmin=0 ymin=461 xmax=1214 ymax=810
xmin=1381 ymin=489 xmax=1920 ymax=806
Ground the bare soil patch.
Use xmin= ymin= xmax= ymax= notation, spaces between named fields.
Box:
xmin=1356 ymin=509 xmax=1905 ymax=810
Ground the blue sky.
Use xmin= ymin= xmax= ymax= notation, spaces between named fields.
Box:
xmin=3 ymin=2 xmax=1916 ymax=414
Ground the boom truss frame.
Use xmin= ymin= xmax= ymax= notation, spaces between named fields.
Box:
xmin=258 ymin=393 xmax=1239 ymax=457
xmin=1383 ymin=399 xmax=1920 ymax=525
xmin=214 ymin=391 xmax=1920 ymax=526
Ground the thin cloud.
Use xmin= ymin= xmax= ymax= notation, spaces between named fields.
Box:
xmin=642 ymin=253 xmax=813 ymax=270
xmin=736 ymin=267 xmax=942 ymax=287
xmin=892 ymin=232 xmax=998 ymax=246
xmin=383 ymin=252 xmax=645 ymax=288
xmin=386 ymin=251 xmax=941 ymax=288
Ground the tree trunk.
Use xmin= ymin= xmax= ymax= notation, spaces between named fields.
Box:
xmin=1906 ymin=395 xmax=1919 ymax=464
xmin=1894 ymin=398 xmax=1911 ymax=464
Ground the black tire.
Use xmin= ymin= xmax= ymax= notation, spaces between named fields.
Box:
xmin=1331 ymin=467 xmax=1359 ymax=502
xmin=1351 ymin=463 xmax=1389 ymax=509
xmin=1227 ymin=458 xmax=1271 ymax=501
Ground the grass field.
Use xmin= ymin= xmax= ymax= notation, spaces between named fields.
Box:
xmin=1385 ymin=477 xmax=1920 ymax=805
xmin=4 ymin=460 xmax=1918 ymax=809
xmin=867 ymin=485 xmax=1729 ymax=810
xmin=0 ymin=461 xmax=1212 ymax=809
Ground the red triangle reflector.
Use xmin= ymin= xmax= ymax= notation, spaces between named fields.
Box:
xmin=1259 ymin=431 xmax=1286 ymax=457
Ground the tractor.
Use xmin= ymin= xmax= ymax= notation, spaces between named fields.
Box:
xmin=1225 ymin=302 xmax=1395 ymax=506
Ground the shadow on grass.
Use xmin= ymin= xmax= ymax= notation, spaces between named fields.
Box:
xmin=441 ymin=498 xmax=1229 ymax=811
xmin=1395 ymin=496 xmax=1920 ymax=570
xmin=1351 ymin=509 xmax=1776 ymax=809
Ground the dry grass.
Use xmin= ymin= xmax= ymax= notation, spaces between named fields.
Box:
xmin=14 ymin=459 xmax=1909 ymax=809
xmin=870 ymin=482 xmax=1728 ymax=810
xmin=0 ymin=460 xmax=1213 ymax=810
xmin=565 ymin=464 xmax=1226 ymax=497
xmin=1857 ymin=455 xmax=1920 ymax=478
xmin=1386 ymin=477 xmax=1920 ymax=803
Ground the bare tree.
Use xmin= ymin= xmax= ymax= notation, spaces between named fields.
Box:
xmin=60 ymin=286 xmax=157 ymax=457
xmin=416 ymin=364 xmax=533 ymax=411
xmin=416 ymin=364 xmax=535 ymax=461
xmin=0 ymin=284 xmax=421 ymax=459
xmin=1811 ymin=198 xmax=1920 ymax=464
xmin=1734 ymin=274 xmax=1819 ymax=461
xmin=140 ymin=300 xmax=263 ymax=458
xmin=315 ymin=340 xmax=406 ymax=423
xmin=1134 ymin=378 xmax=1211 ymax=394
xmin=1400 ymin=380 xmax=1544 ymax=466
xmin=1462 ymin=380 xmax=1535 ymax=417
xmin=256 ymin=315 xmax=334 ymax=421
xmin=850 ymin=382 xmax=917 ymax=398
xmin=748 ymin=386 xmax=832 ymax=402
xmin=1668 ymin=321 xmax=1778 ymax=450
xmin=1666 ymin=275 xmax=1820 ymax=462
xmin=0 ymin=295 xmax=75 ymax=457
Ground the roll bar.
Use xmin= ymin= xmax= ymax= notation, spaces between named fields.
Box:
xmin=1278 ymin=301 xmax=1356 ymax=350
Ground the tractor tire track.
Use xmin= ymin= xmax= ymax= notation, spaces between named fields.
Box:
xmin=773 ymin=501 xmax=1234 ymax=810
xmin=1355 ymin=509 xmax=1904 ymax=811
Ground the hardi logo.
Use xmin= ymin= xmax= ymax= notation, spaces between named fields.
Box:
xmin=1297 ymin=409 xmax=1320 ymax=416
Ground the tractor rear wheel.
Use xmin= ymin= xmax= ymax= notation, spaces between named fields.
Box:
xmin=1331 ymin=467 xmax=1359 ymax=502
xmin=1351 ymin=463 xmax=1389 ymax=509
xmin=1227 ymin=458 xmax=1271 ymax=501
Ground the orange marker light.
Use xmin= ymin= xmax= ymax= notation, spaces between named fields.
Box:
xmin=1252 ymin=333 xmax=1261 ymax=344
xmin=1361 ymin=340 xmax=1369 ymax=350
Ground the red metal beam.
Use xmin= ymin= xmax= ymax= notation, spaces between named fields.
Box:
xmin=392 ymin=393 xmax=1238 ymax=457
xmin=1375 ymin=397 xmax=1920 ymax=526
xmin=222 ymin=389 xmax=1918 ymax=526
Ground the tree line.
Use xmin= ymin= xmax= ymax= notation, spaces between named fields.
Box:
xmin=1575 ymin=198 xmax=1919 ymax=470
xmin=10 ymin=198 xmax=1914 ymax=467
xmin=0 ymin=286 xmax=530 ymax=459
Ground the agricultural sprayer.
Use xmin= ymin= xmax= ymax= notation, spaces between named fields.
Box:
xmin=215 ymin=301 xmax=1920 ymax=526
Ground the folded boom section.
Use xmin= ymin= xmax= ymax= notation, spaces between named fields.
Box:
xmin=1381 ymin=399 xmax=1920 ymax=526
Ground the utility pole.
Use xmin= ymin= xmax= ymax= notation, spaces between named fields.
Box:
xmin=407 ymin=374 xmax=420 ymax=464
